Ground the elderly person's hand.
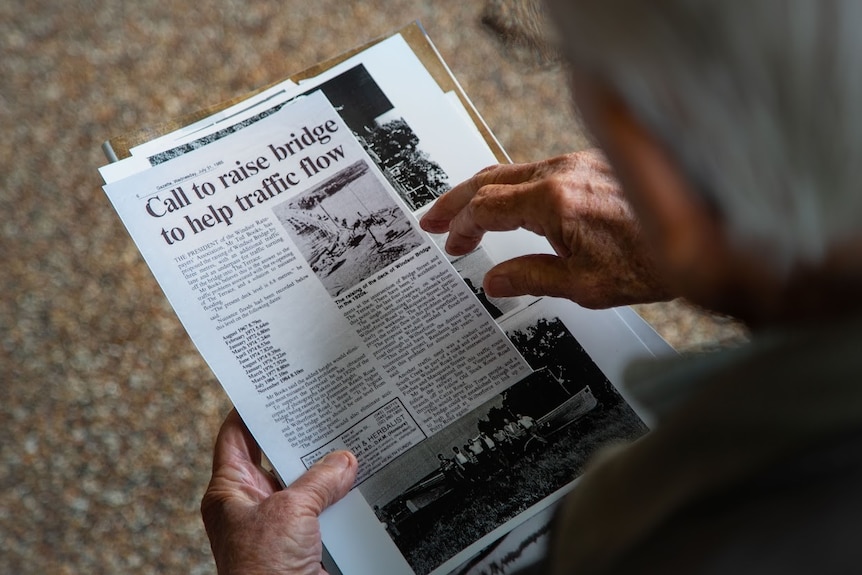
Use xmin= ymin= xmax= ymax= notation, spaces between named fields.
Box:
xmin=420 ymin=150 xmax=671 ymax=309
xmin=201 ymin=409 xmax=357 ymax=575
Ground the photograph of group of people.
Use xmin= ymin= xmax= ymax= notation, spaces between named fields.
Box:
xmin=436 ymin=412 xmax=547 ymax=486
xmin=358 ymin=302 xmax=648 ymax=575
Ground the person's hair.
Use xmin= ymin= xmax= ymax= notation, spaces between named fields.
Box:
xmin=549 ymin=0 xmax=862 ymax=274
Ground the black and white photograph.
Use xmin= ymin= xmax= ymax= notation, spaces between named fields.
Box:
xmin=319 ymin=64 xmax=451 ymax=211
xmin=358 ymin=301 xmax=647 ymax=575
xmin=448 ymin=505 xmax=553 ymax=575
xmin=271 ymin=159 xmax=424 ymax=297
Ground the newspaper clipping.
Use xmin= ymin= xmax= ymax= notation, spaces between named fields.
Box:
xmin=102 ymin=33 xmax=663 ymax=575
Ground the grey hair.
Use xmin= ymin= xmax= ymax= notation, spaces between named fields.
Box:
xmin=549 ymin=0 xmax=862 ymax=274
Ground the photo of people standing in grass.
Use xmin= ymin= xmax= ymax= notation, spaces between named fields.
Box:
xmin=358 ymin=302 xmax=648 ymax=575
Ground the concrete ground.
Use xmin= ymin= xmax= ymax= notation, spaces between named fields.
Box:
xmin=0 ymin=1 xmax=746 ymax=573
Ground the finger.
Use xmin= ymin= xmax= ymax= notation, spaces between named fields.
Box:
xmin=280 ymin=451 xmax=358 ymax=516
xmin=420 ymin=177 xmax=482 ymax=233
xmin=484 ymin=254 xmax=585 ymax=300
xmin=424 ymin=150 xmax=611 ymax=232
xmin=201 ymin=411 xmax=271 ymax=528
xmin=420 ymin=163 xmax=538 ymax=233
xmin=445 ymin=180 xmax=571 ymax=256
xmin=212 ymin=408 xmax=262 ymax=474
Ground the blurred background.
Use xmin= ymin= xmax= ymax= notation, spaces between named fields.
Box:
xmin=0 ymin=1 xmax=746 ymax=573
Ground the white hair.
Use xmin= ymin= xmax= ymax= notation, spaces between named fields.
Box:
xmin=549 ymin=0 xmax=862 ymax=274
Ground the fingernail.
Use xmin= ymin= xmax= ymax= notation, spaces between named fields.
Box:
xmin=321 ymin=452 xmax=351 ymax=470
xmin=420 ymin=218 xmax=445 ymax=232
xmin=486 ymin=275 xmax=513 ymax=297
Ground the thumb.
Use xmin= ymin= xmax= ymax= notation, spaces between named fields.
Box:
xmin=485 ymin=254 xmax=581 ymax=300
xmin=282 ymin=451 xmax=358 ymax=515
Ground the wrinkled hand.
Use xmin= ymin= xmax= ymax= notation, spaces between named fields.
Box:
xmin=420 ymin=150 xmax=671 ymax=308
xmin=201 ymin=409 xmax=358 ymax=575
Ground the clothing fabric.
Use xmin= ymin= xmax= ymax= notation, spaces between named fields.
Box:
xmin=537 ymin=314 xmax=862 ymax=574
xmin=454 ymin=451 xmax=470 ymax=466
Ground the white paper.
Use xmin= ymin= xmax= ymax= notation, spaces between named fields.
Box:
xmin=101 ymin=34 xmax=673 ymax=575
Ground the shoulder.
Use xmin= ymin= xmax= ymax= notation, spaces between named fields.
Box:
xmin=614 ymin=428 xmax=862 ymax=573
xmin=546 ymin=320 xmax=862 ymax=574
